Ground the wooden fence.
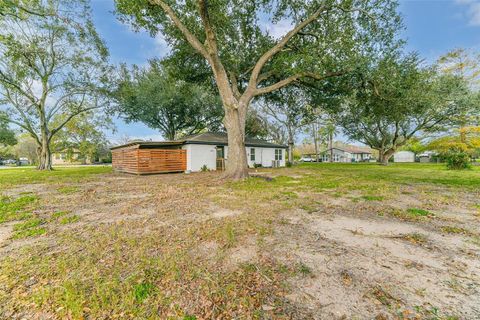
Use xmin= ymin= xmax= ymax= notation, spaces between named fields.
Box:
xmin=112 ymin=147 xmax=187 ymax=174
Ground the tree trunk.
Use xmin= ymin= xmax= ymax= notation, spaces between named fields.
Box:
xmin=313 ymin=123 xmax=319 ymax=162
xmin=223 ymin=106 xmax=249 ymax=179
xmin=287 ymin=128 xmax=294 ymax=164
xmin=288 ymin=141 xmax=294 ymax=164
xmin=37 ymin=136 xmax=52 ymax=170
xmin=380 ymin=149 xmax=395 ymax=166
xmin=329 ymin=132 xmax=333 ymax=163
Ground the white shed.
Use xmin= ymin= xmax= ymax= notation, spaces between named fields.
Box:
xmin=393 ymin=151 xmax=415 ymax=163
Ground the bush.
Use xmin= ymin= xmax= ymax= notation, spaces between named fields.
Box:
xmin=444 ymin=151 xmax=471 ymax=170
xmin=286 ymin=161 xmax=293 ymax=168
xmin=253 ymin=163 xmax=262 ymax=168
xmin=200 ymin=165 xmax=209 ymax=172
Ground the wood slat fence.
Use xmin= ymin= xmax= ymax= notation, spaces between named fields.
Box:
xmin=112 ymin=147 xmax=187 ymax=174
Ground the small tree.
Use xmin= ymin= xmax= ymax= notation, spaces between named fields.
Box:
xmin=114 ymin=60 xmax=223 ymax=140
xmin=51 ymin=111 xmax=114 ymax=164
xmin=115 ymin=0 xmax=403 ymax=179
xmin=337 ymin=55 xmax=469 ymax=165
xmin=0 ymin=0 xmax=111 ymax=170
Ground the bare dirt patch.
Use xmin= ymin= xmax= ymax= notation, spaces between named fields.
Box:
xmin=1 ymin=167 xmax=479 ymax=319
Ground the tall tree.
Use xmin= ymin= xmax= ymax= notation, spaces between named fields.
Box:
xmin=337 ymin=55 xmax=470 ymax=165
xmin=261 ymin=87 xmax=310 ymax=163
xmin=0 ymin=0 xmax=111 ymax=170
xmin=51 ymin=111 xmax=114 ymax=164
xmin=115 ymin=0 xmax=403 ymax=179
xmin=114 ymin=60 xmax=223 ymax=140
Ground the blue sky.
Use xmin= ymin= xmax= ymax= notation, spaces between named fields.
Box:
xmin=90 ymin=0 xmax=480 ymax=143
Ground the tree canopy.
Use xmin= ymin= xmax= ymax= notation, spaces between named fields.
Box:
xmin=114 ymin=60 xmax=223 ymax=140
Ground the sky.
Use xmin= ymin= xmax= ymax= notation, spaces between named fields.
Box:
xmin=89 ymin=0 xmax=480 ymax=144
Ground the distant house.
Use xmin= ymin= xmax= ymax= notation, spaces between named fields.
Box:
xmin=319 ymin=146 xmax=373 ymax=163
xmin=110 ymin=132 xmax=287 ymax=174
xmin=393 ymin=151 xmax=415 ymax=163
xmin=418 ymin=151 xmax=438 ymax=163
xmin=52 ymin=149 xmax=91 ymax=165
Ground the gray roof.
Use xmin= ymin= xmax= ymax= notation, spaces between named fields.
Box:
xmin=111 ymin=132 xmax=287 ymax=150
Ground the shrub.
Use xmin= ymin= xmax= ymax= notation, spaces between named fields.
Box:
xmin=286 ymin=161 xmax=293 ymax=168
xmin=200 ymin=165 xmax=209 ymax=172
xmin=444 ymin=151 xmax=471 ymax=170
xmin=253 ymin=163 xmax=263 ymax=168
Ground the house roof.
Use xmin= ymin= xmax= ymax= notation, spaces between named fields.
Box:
xmin=110 ymin=132 xmax=287 ymax=150
xmin=320 ymin=146 xmax=373 ymax=155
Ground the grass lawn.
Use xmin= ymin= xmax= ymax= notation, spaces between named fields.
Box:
xmin=0 ymin=163 xmax=479 ymax=319
xmin=0 ymin=165 xmax=112 ymax=190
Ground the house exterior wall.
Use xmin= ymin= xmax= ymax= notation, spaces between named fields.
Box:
xmin=184 ymin=144 xmax=286 ymax=172
xmin=52 ymin=152 xmax=90 ymax=165
xmin=393 ymin=151 xmax=415 ymax=163
xmin=182 ymin=144 xmax=217 ymax=171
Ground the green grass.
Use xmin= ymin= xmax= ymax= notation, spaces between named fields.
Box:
xmin=406 ymin=208 xmax=433 ymax=217
xmin=0 ymin=166 xmax=112 ymax=190
xmin=57 ymin=186 xmax=80 ymax=194
xmin=296 ymin=163 xmax=480 ymax=188
xmin=12 ymin=218 xmax=46 ymax=239
xmin=361 ymin=195 xmax=385 ymax=201
xmin=0 ymin=195 xmax=38 ymax=223
xmin=59 ymin=215 xmax=80 ymax=225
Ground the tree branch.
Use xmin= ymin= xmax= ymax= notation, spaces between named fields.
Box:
xmin=149 ymin=0 xmax=210 ymax=60
xmin=254 ymin=71 xmax=347 ymax=96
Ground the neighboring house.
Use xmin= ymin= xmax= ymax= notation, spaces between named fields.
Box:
xmin=52 ymin=150 xmax=91 ymax=165
xmin=320 ymin=146 xmax=373 ymax=163
xmin=393 ymin=151 xmax=415 ymax=163
xmin=110 ymin=132 xmax=287 ymax=174
xmin=418 ymin=151 xmax=438 ymax=163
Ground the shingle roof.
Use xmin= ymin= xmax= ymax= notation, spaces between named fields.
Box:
xmin=111 ymin=132 xmax=287 ymax=150
xmin=320 ymin=146 xmax=373 ymax=154
xmin=182 ymin=132 xmax=287 ymax=148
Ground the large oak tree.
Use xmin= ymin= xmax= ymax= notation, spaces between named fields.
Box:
xmin=337 ymin=55 xmax=470 ymax=164
xmin=115 ymin=0 xmax=403 ymax=179
xmin=0 ymin=0 xmax=111 ymax=170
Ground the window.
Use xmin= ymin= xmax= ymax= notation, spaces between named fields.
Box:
xmin=250 ymin=148 xmax=255 ymax=161
xmin=275 ymin=149 xmax=283 ymax=161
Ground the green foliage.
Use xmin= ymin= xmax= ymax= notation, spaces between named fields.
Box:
xmin=0 ymin=116 xmax=16 ymax=146
xmin=335 ymin=54 xmax=470 ymax=162
xmin=51 ymin=111 xmax=114 ymax=164
xmin=114 ymin=60 xmax=223 ymax=140
xmin=200 ymin=165 xmax=209 ymax=172
xmin=444 ymin=151 xmax=471 ymax=170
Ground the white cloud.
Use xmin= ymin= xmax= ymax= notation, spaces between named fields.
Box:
xmin=154 ymin=33 xmax=171 ymax=58
xmin=261 ymin=19 xmax=294 ymax=39
xmin=455 ymin=0 xmax=480 ymax=26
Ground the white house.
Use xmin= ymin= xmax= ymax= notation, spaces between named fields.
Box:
xmin=393 ymin=150 xmax=415 ymax=163
xmin=111 ymin=132 xmax=287 ymax=174
xmin=319 ymin=146 xmax=373 ymax=163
